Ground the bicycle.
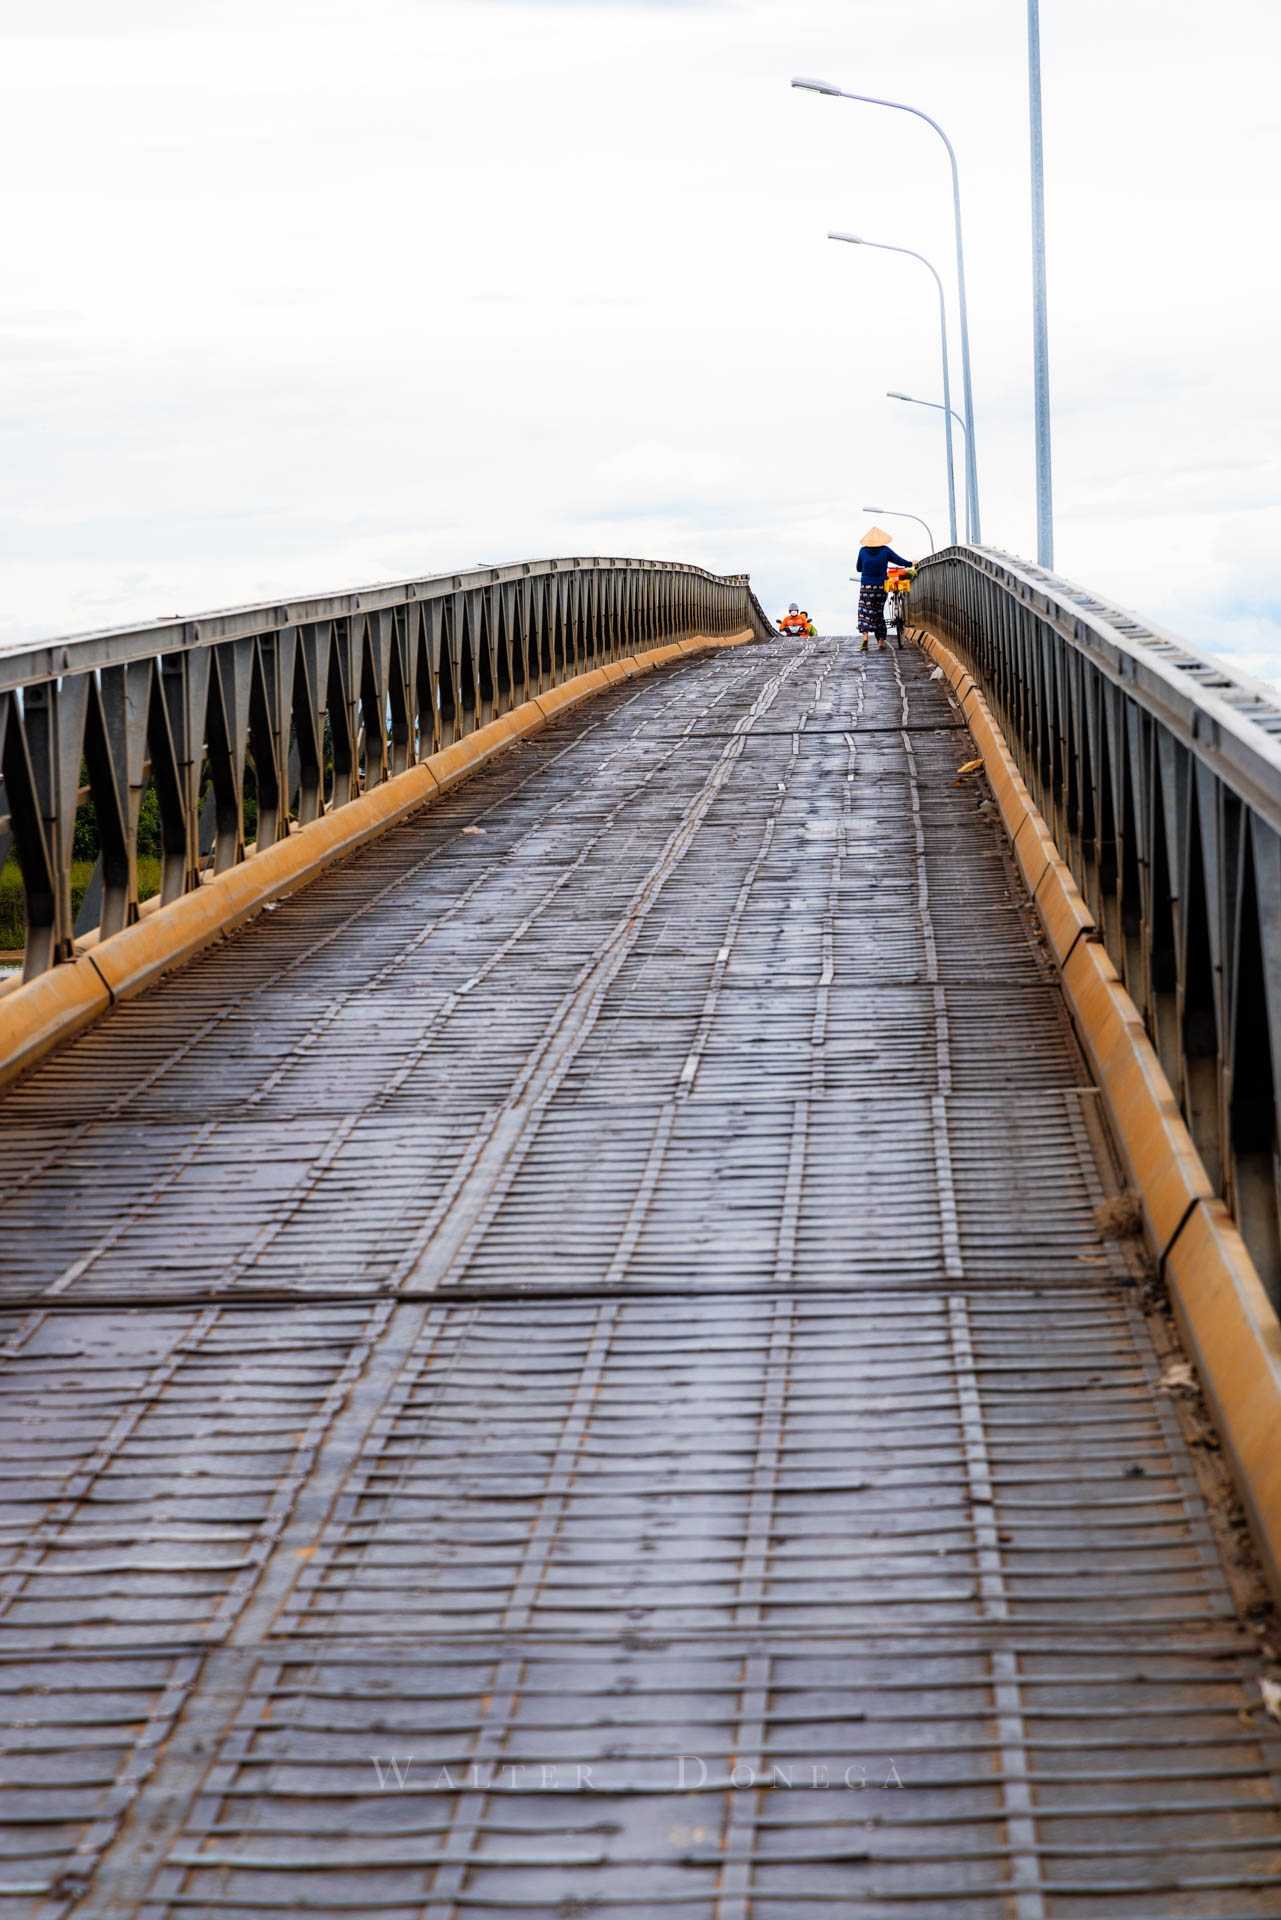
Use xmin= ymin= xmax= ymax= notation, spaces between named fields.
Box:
xmin=848 ymin=569 xmax=915 ymax=649
xmin=884 ymin=566 xmax=916 ymax=649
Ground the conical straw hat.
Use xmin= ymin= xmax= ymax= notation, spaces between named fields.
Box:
xmin=862 ymin=525 xmax=893 ymax=547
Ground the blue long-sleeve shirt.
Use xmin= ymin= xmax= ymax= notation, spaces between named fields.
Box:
xmin=856 ymin=545 xmax=911 ymax=588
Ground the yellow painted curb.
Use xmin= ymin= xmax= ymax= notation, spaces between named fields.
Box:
xmin=1061 ymin=939 xmax=1214 ymax=1249
xmin=532 ymin=669 xmax=612 ymax=722
xmin=921 ymin=626 xmax=1281 ymax=1602
xmin=0 ymin=956 xmax=111 ymax=1083
xmin=430 ymin=707 xmax=535 ymax=795
xmin=88 ymin=764 xmax=443 ymax=1005
xmin=0 ymin=627 xmax=757 ymax=1085
xmin=1033 ymin=854 xmax=1095 ymax=965
xmin=1167 ymin=1202 xmax=1281 ymax=1584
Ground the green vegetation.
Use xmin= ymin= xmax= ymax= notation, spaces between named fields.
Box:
xmin=2 ymin=762 xmax=259 ymax=954
xmin=74 ymin=787 xmax=169 ymax=861
xmin=0 ymin=857 xmax=162 ymax=952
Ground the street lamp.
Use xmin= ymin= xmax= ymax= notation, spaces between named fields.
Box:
xmin=830 ymin=232 xmax=956 ymax=546
xmin=886 ymin=391 xmax=969 ymax=540
xmin=1026 ymin=0 xmax=1054 ymax=567
xmin=793 ymin=75 xmax=981 ymax=542
xmin=862 ymin=505 xmax=935 ymax=555
xmin=888 ymin=390 xmax=967 ymax=445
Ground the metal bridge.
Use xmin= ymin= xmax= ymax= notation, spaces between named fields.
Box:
xmin=2 ymin=552 xmax=1281 ymax=1916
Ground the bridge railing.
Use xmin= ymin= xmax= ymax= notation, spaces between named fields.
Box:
xmin=914 ymin=544 xmax=1281 ymax=1302
xmin=0 ymin=557 xmax=774 ymax=981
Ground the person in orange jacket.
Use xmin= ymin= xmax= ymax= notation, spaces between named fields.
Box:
xmin=779 ymin=603 xmax=815 ymax=637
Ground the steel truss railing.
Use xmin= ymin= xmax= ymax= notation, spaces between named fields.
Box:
xmin=914 ymin=545 xmax=1281 ymax=1303
xmin=0 ymin=556 xmax=774 ymax=981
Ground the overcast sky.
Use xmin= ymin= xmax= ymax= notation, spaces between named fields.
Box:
xmin=2 ymin=0 xmax=1278 ymax=683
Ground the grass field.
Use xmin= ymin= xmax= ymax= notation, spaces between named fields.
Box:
xmin=0 ymin=858 xmax=162 ymax=951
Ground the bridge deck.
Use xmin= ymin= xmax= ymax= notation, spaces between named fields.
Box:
xmin=3 ymin=640 xmax=1280 ymax=1915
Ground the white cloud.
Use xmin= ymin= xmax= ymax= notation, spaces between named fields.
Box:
xmin=0 ymin=0 xmax=1278 ymax=689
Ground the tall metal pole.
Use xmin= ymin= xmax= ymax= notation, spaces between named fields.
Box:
xmin=1027 ymin=0 xmax=1054 ymax=568
xmin=794 ymin=79 xmax=982 ymax=541
xmin=829 ymin=232 xmax=956 ymax=546
xmin=946 ymin=132 xmax=981 ymax=546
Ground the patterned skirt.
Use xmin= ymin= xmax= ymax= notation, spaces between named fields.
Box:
xmin=858 ymin=583 xmax=887 ymax=637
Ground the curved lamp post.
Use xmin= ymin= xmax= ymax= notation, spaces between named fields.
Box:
xmin=794 ymin=75 xmax=980 ymax=542
xmin=887 ymin=390 xmax=969 ymax=540
xmin=862 ymin=504 xmax=935 ymax=554
xmin=830 ymin=232 xmax=955 ymax=547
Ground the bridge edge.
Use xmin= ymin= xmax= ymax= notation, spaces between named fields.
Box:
xmin=0 ymin=628 xmax=758 ymax=1088
xmin=921 ymin=624 xmax=1281 ymax=1608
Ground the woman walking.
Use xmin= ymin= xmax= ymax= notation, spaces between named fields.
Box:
xmin=855 ymin=526 xmax=913 ymax=651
